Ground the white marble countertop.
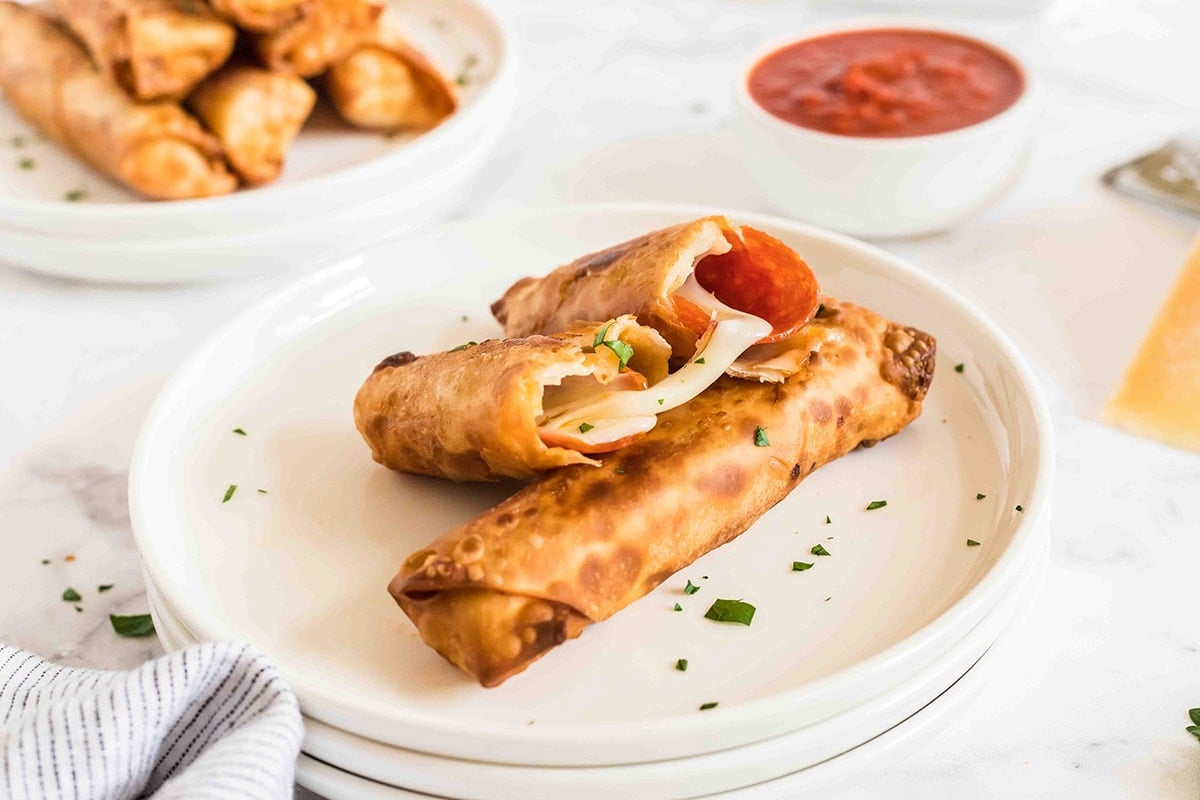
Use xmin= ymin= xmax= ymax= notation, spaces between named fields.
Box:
xmin=2 ymin=0 xmax=1200 ymax=797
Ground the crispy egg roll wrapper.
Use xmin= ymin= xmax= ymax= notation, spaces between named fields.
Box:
xmin=325 ymin=10 xmax=456 ymax=132
xmin=252 ymin=0 xmax=382 ymax=77
xmin=355 ymin=317 xmax=672 ymax=482
xmin=209 ymin=0 xmax=307 ymax=32
xmin=187 ymin=65 xmax=316 ymax=185
xmin=494 ymin=217 xmax=729 ymax=357
xmin=0 ymin=3 xmax=236 ymax=200
xmin=390 ymin=300 xmax=937 ymax=687
xmin=50 ymin=0 xmax=235 ymax=100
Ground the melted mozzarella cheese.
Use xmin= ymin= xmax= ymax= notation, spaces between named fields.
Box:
xmin=537 ymin=275 xmax=772 ymax=448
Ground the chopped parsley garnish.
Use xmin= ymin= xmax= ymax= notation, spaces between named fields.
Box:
xmin=694 ymin=357 xmax=706 ymax=364
xmin=40 ymin=559 xmax=50 ymax=565
xmin=754 ymin=426 xmax=769 ymax=447
xmin=455 ymin=72 xmax=468 ymax=86
xmin=257 ymin=488 xmax=267 ymax=494
xmin=673 ymin=603 xmax=682 ymax=612
xmin=825 ymin=515 xmax=831 ymax=524
xmin=222 ymin=484 xmax=237 ymax=503
xmin=1188 ymin=708 xmax=1200 ymax=739
xmin=17 ymin=157 xmax=34 ymax=170
xmin=702 ymin=576 xmax=708 ymax=580
xmin=675 ymin=658 xmax=688 ymax=672
xmin=449 ymin=341 xmax=478 ymax=352
xmin=110 ymin=613 xmax=155 ymax=637
xmin=62 ymin=587 xmax=81 ymax=602
xmin=1016 ymin=504 xmax=1024 ymax=512
xmin=683 ymin=579 xmax=700 ymax=595
xmin=704 ymin=598 xmax=755 ymax=625
xmin=657 ymin=398 xmax=664 ymax=405
xmin=792 ymin=561 xmax=813 ymax=572
xmin=954 ymin=363 xmax=964 ymax=373
xmin=614 ymin=467 xmax=626 ymax=475
xmin=810 ymin=544 xmax=830 ymax=556
xmin=593 ymin=322 xmax=614 ymax=347
xmin=98 ymin=584 xmax=114 ymax=592
xmin=74 ymin=606 xmax=83 ymax=613
xmin=232 ymin=428 xmax=247 ymax=436
xmin=976 ymin=493 xmax=986 ymax=500
xmin=578 ymin=422 xmax=594 ymax=434
xmin=460 ymin=314 xmax=468 ymax=322
xmin=967 ymin=539 xmax=981 ymax=547
xmin=64 ymin=189 xmax=86 ymax=202
xmin=865 ymin=500 xmax=888 ymax=511
xmin=699 ymin=702 xmax=718 ymax=711
xmin=601 ymin=339 xmax=634 ymax=369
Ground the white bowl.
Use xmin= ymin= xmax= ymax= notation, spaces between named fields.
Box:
xmin=0 ymin=0 xmax=516 ymax=242
xmin=733 ymin=22 xmax=1040 ymax=239
xmin=128 ymin=203 xmax=1054 ymax=766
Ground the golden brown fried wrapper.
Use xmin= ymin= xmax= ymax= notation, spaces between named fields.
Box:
xmin=0 ymin=3 xmax=236 ymax=200
xmin=251 ymin=0 xmax=382 ymax=77
xmin=390 ymin=299 xmax=937 ymax=687
xmin=354 ymin=317 xmax=671 ymax=482
xmin=187 ymin=65 xmax=316 ymax=185
xmin=50 ymin=0 xmax=236 ymax=100
xmin=493 ymin=217 xmax=729 ymax=357
xmin=209 ymin=0 xmax=307 ymax=32
xmin=325 ymin=10 xmax=457 ymax=132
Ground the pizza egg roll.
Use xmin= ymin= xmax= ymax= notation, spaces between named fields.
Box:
xmin=49 ymin=0 xmax=236 ymax=101
xmin=252 ymin=0 xmax=382 ymax=77
xmin=325 ymin=10 xmax=457 ymax=132
xmin=492 ymin=217 xmax=825 ymax=383
xmin=208 ymin=0 xmax=307 ymax=32
xmin=0 ymin=2 xmax=236 ymax=200
xmin=187 ymin=65 xmax=316 ymax=185
xmin=390 ymin=299 xmax=937 ymax=687
xmin=354 ymin=316 xmax=706 ymax=481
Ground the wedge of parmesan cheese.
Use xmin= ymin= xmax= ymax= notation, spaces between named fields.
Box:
xmin=1105 ymin=232 xmax=1200 ymax=453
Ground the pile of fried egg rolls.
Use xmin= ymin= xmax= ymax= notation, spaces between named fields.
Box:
xmin=355 ymin=217 xmax=937 ymax=687
xmin=0 ymin=0 xmax=456 ymax=199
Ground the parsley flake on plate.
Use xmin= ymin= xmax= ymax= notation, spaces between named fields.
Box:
xmin=699 ymin=702 xmax=719 ymax=711
xmin=792 ymin=561 xmax=813 ymax=572
xmin=62 ymin=587 xmax=81 ymax=602
xmin=976 ymin=493 xmax=986 ymax=500
xmin=810 ymin=544 xmax=830 ymax=557
xmin=98 ymin=584 xmax=114 ymax=592
xmin=683 ymin=579 xmax=700 ymax=595
xmin=222 ymin=484 xmax=237 ymax=503
xmin=232 ymin=428 xmax=247 ymax=436
xmin=865 ymin=500 xmax=887 ymax=511
xmin=967 ymin=539 xmax=981 ymax=547
xmin=954 ymin=363 xmax=964 ymax=373
xmin=110 ymin=614 xmax=155 ymax=637
xmin=673 ymin=603 xmax=682 ymax=612
xmin=675 ymin=659 xmax=688 ymax=672
xmin=704 ymin=598 xmax=755 ymax=625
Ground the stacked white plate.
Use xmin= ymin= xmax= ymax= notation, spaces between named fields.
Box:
xmin=0 ymin=0 xmax=516 ymax=284
xmin=129 ymin=205 xmax=1055 ymax=798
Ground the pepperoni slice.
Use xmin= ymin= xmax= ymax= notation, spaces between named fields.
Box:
xmin=676 ymin=224 xmax=820 ymax=344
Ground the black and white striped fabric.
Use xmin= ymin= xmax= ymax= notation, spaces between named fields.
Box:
xmin=0 ymin=642 xmax=303 ymax=799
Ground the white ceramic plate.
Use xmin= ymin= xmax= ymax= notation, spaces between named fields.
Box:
xmin=0 ymin=109 xmax=501 ymax=284
xmin=288 ymin=570 xmax=1036 ymax=800
xmin=0 ymin=0 xmax=515 ymax=241
xmin=128 ymin=204 xmax=1053 ymax=765
xmin=147 ymin=539 xmax=1048 ymax=799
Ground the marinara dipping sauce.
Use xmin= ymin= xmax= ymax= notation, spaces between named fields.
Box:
xmin=747 ymin=29 xmax=1024 ymax=138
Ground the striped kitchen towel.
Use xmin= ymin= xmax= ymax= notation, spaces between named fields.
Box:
xmin=0 ymin=642 xmax=304 ymax=799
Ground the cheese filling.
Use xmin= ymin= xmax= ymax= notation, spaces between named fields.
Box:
xmin=537 ymin=274 xmax=773 ymax=449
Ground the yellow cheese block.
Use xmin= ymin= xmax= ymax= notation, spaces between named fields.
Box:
xmin=1106 ymin=232 xmax=1200 ymax=453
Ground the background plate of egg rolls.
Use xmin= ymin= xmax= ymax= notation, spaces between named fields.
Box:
xmin=128 ymin=204 xmax=1053 ymax=769
xmin=0 ymin=0 xmax=515 ymax=282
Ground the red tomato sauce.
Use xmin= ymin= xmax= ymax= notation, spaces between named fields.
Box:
xmin=748 ymin=29 xmax=1024 ymax=138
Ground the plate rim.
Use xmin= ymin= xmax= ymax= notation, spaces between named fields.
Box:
xmin=0 ymin=0 xmax=517 ymax=224
xmin=128 ymin=201 xmax=1055 ymax=759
